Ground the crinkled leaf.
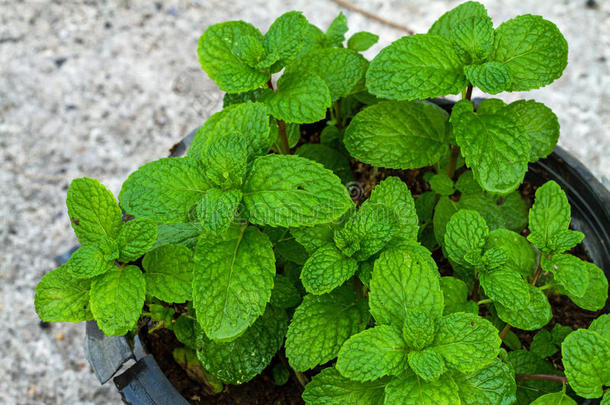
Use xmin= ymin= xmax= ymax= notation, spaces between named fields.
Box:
xmin=384 ymin=373 xmax=460 ymax=405
xmin=433 ymin=196 xmax=460 ymax=245
xmin=530 ymin=329 xmax=559 ymax=359
xmin=402 ymin=309 xmax=436 ymax=350
xmin=35 ymin=264 xmax=93 ymax=323
xmin=301 ymin=245 xmax=358 ymax=295
xmin=142 ymin=244 xmax=193 ymax=303
xmin=154 ymin=223 xmax=202 ymax=250
xmin=508 ymin=349 xmax=563 ymax=404
xmin=530 ymin=391 xmax=577 ymax=405
xmin=562 ymin=329 xmax=610 ymax=398
xmin=232 ymin=35 xmax=265 ymax=67
xmin=454 ymin=358 xmax=517 ymax=405
xmin=116 ymin=218 xmax=157 ymax=262
xmin=348 ymin=31 xmax=379 ymax=51
xmin=200 ymin=133 xmax=249 ymax=189
xmin=459 ymin=191 xmax=529 ymax=233
xmin=344 ymin=100 xmax=450 ymax=169
xmin=548 ymin=230 xmax=585 ymax=254
xmin=485 ymin=229 xmax=536 ymax=277
xmin=429 ymin=173 xmax=455 ymax=196
xmin=464 ymin=61 xmax=512 ymax=94
xmin=295 ymin=143 xmax=353 ymax=184
xmin=67 ymin=237 xmax=118 ymax=279
xmin=562 ymin=261 xmax=608 ymax=311
xmin=480 ymin=268 xmax=530 ymax=310
xmin=270 ymin=274 xmax=301 ymax=309
xmin=291 ymin=223 xmax=336 ymax=254
xmin=429 ymin=1 xmax=489 ymax=37
xmin=444 ymin=209 xmax=488 ymax=268
xmin=451 ymin=16 xmax=494 ymax=63
xmin=528 ymin=181 xmax=571 ymax=253
xmin=495 ymin=284 xmax=552 ymax=330
xmin=196 ymin=188 xmax=242 ymax=235
xmin=542 ymin=254 xmax=589 ymax=298
xmin=590 ymin=314 xmax=610 ymax=341
xmin=408 ymin=349 xmax=446 ymax=382
xmin=325 ymin=12 xmax=348 ymax=47
xmin=302 ymin=367 xmax=387 ymax=405
xmin=275 ymin=237 xmax=309 ymax=265
xmin=263 ymin=11 xmax=308 ymax=66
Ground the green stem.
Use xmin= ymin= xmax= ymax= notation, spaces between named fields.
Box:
xmin=499 ymin=323 xmax=511 ymax=340
xmin=477 ymin=299 xmax=492 ymax=306
xmin=538 ymin=283 xmax=553 ymax=291
xmin=295 ymin=371 xmax=309 ymax=387
xmin=515 ymin=374 xmax=568 ymax=383
xmin=334 ymin=99 xmax=343 ymax=130
xmin=446 ymin=145 xmax=460 ymax=180
xmin=277 ymin=120 xmax=291 ymax=154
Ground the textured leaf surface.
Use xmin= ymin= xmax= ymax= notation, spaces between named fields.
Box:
xmin=301 ymin=245 xmax=358 ymax=295
xmin=196 ymin=188 xmax=242 ymax=235
xmin=451 ymin=16 xmax=494 ymax=63
xmin=269 ymin=274 xmax=301 ymax=309
xmin=530 ymin=329 xmax=559 ymax=359
xmin=302 ymin=367 xmax=387 ymax=405
xmin=295 ymin=144 xmax=353 ymax=184
xmin=563 ymin=261 xmax=608 ymax=311
xmin=200 ymin=132 xmax=249 ymax=189
xmin=485 ymin=229 xmax=536 ymax=277
xmin=562 ymin=329 xmax=610 ymax=398
xmin=119 ymin=158 xmax=210 ymax=223
xmin=429 ymin=1 xmax=489 ymax=37
xmin=370 ymin=247 xmax=444 ymax=326
xmin=142 ymin=244 xmax=193 ymax=303
xmin=243 ymin=154 xmax=351 ymax=227
xmin=67 ymin=237 xmax=118 ymax=279
xmin=286 ymin=287 xmax=368 ymax=371
xmin=528 ymin=181 xmax=571 ymax=253
xmin=325 ymin=12 xmax=348 ymax=47
xmin=196 ymin=305 xmax=287 ymax=384
xmin=67 ymin=177 xmax=123 ymax=244
xmin=454 ymin=358 xmax=516 ymax=405
xmin=348 ymin=31 xmax=379 ymax=51
xmin=263 ymin=11 xmax=308 ymax=66
xmin=505 ymin=100 xmax=560 ymax=161
xmin=367 ymin=34 xmax=467 ymax=100
xmin=491 ymin=14 xmax=568 ymax=91
xmin=291 ymin=223 xmax=336 ymax=254
xmin=464 ymin=61 xmax=512 ymax=94
xmin=440 ymin=277 xmax=477 ymax=315
xmin=89 ymin=265 xmax=145 ymax=336
xmin=197 ymin=21 xmax=268 ymax=93
xmin=431 ymin=312 xmax=501 ymax=373
xmin=384 ymin=373 xmax=460 ymax=405
xmin=542 ymin=254 xmax=589 ymax=298
xmin=433 ymin=196 xmax=460 ymax=245
xmin=530 ymin=392 xmax=577 ymax=405
xmin=116 ymin=218 xmax=157 ymax=262
xmin=174 ymin=315 xmax=196 ymax=349
xmin=429 ymin=173 xmax=455 ymax=196
xmin=344 ymin=101 xmax=450 ymax=169
xmin=408 ymin=349 xmax=446 ymax=382
xmin=480 ymin=268 xmax=530 ymax=310
xmin=508 ymin=350 xmax=563 ymax=404
xmin=337 ymin=325 xmax=408 ymax=381
xmin=154 ymin=223 xmax=202 ymax=250
xmin=495 ymin=284 xmax=552 ymax=330
xmin=193 ymin=227 xmax=275 ymax=341
xmin=35 ymin=264 xmax=93 ymax=322
xmin=444 ymin=209 xmax=488 ymax=268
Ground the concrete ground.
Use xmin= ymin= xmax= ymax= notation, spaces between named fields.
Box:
xmin=1 ymin=0 xmax=608 ymax=403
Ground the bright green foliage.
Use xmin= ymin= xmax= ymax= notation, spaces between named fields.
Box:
xmin=528 ymin=181 xmax=573 ymax=254
xmin=444 ymin=209 xmax=488 ymax=268
xmin=66 ymin=177 xmax=123 ymax=244
xmin=142 ymin=244 xmax=193 ymax=303
xmin=295 ymin=144 xmax=353 ymax=184
xmin=454 ymin=359 xmax=517 ymax=405
xmin=530 ymin=391 xmax=577 ymax=405
xmin=491 ymin=14 xmax=568 ymax=91
xmin=154 ymin=223 xmax=202 ymax=250
xmin=429 ymin=173 xmax=455 ymax=196
xmin=542 ymin=254 xmax=589 ymax=298
xmin=563 ymin=261 xmax=608 ymax=311
xmin=67 ymin=237 xmax=118 ymax=279
xmin=485 ymin=229 xmax=536 ymax=277
xmin=347 ymin=31 xmax=379 ymax=51
xmin=291 ymin=223 xmax=336 ymax=254
xmin=459 ymin=191 xmax=528 ymax=233
xmin=89 ymin=265 xmax=146 ymax=336
xmin=192 ymin=226 xmax=275 ymax=341
xmin=402 ymin=309 xmax=436 ymax=350
xmin=243 ymin=154 xmax=351 ymax=227
xmin=302 ymin=367 xmax=387 ymax=405
xmin=263 ymin=11 xmax=308 ymax=67
xmin=196 ymin=188 xmax=242 ymax=235
xmin=368 ymin=177 xmax=419 ymax=244
xmin=508 ymin=350 xmax=563 ymax=404
xmin=433 ymin=196 xmax=460 ymax=245
xmin=116 ymin=218 xmax=157 ymax=263
xmin=530 ymin=329 xmax=559 ymax=359
xmin=199 ymin=134 xmax=249 ymax=189
xmin=325 ymin=12 xmax=348 ymax=47
xmin=464 ymin=61 xmax=512 ymax=94
xmin=300 ymin=245 xmax=358 ymax=294
xmin=344 ymin=101 xmax=450 ymax=169
xmin=408 ymin=349 xmax=446 ymax=382
xmin=429 ymin=1 xmax=489 ymax=37
xmin=451 ymin=15 xmax=494 ymax=63
xmin=384 ymin=373 xmax=460 ymax=405
xmin=480 ymin=267 xmax=530 ymax=310
xmin=440 ymin=277 xmax=478 ymax=315
xmin=35 ymin=264 xmax=93 ymax=322
xmin=495 ymin=284 xmax=552 ymax=330
xmin=367 ymin=34 xmax=467 ymax=100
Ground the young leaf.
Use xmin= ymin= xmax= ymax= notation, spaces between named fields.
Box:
xmin=454 ymin=358 xmax=517 ymax=405
xmin=344 ymin=100 xmax=450 ymax=169
xmin=196 ymin=305 xmax=288 ymax=384
xmin=291 ymin=223 xmax=336 ymax=254
xmin=451 ymin=16 xmax=494 ymax=63
xmin=530 ymin=329 xmax=559 ymax=359
xmin=67 ymin=237 xmax=119 ymax=279
xmin=401 ymin=309 xmax=436 ymax=350
xmin=116 ymin=218 xmax=157 ymax=263
xmin=548 ymin=230 xmax=585 ymax=254
xmin=142 ymin=244 xmax=193 ymax=303
xmin=491 ymin=14 xmax=568 ymax=91
xmin=325 ymin=12 xmax=348 ymax=47
xmin=301 ymin=245 xmax=358 ymax=295
xmin=336 ymin=325 xmax=408 ymax=381
xmin=89 ymin=265 xmax=146 ymax=336
xmin=430 ymin=312 xmax=501 ymax=373
xmin=384 ymin=373 xmax=460 ymax=405
xmin=369 ymin=247 xmax=444 ymax=326
xmin=408 ymin=349 xmax=447 ymax=382
xmin=302 ymin=367 xmax=387 ymax=405
xmin=485 ymin=229 xmax=536 ymax=277
xmin=366 ymin=34 xmax=467 ymax=100
xmin=428 ymin=173 xmax=455 ymax=196
xmin=528 ymin=181 xmax=571 ymax=253
xmin=368 ymin=177 xmax=419 ymax=244
xmin=192 ymin=226 xmax=275 ymax=341
xmin=262 ymin=71 xmax=331 ymax=123
xmin=495 ymin=284 xmax=552 ymax=330
xmin=119 ymin=158 xmax=211 ymax=223
xmin=263 ymin=11 xmax=308 ymax=67
xmin=530 ymin=391 xmax=577 ymax=405
xmin=196 ymin=188 xmax=242 ymax=235
xmin=199 ymin=133 xmax=249 ymax=189
xmin=479 ymin=267 xmax=531 ymax=310
xmin=66 ymin=177 xmax=123 ymax=244
xmin=285 ymin=286 xmax=369 ymax=371
xmin=445 ymin=209 xmax=488 ymax=268
xmin=35 ymin=264 xmax=93 ymax=323
xmin=243 ymin=154 xmax=352 ymax=227
xmin=464 ymin=61 xmax=512 ymax=94
xmin=561 ymin=261 xmax=608 ymax=311
xmin=429 ymin=1 xmax=489 ymax=37
xmin=347 ymin=31 xmax=379 ymax=51
xmin=174 ymin=315 xmax=196 ymax=349
xmin=562 ymin=329 xmax=610 ymax=398
xmin=541 ymin=254 xmax=589 ymax=298
xmin=197 ymin=21 xmax=268 ymax=93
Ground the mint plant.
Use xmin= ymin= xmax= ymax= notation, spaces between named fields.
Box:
xmin=35 ymin=3 xmax=610 ymax=404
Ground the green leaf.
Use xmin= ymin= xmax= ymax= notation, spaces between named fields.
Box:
xmin=89 ymin=265 xmax=146 ymax=336
xmin=295 ymin=143 xmax=353 ymax=184
xmin=337 ymin=325 xmax=408 ymax=381
xmin=370 ymin=247 xmax=444 ymax=326
xmin=285 ymin=286 xmax=369 ymax=371
xmin=548 ymin=230 xmax=585 ymax=254
xmin=429 ymin=1 xmax=489 ymax=37
xmin=119 ymin=158 xmax=210 ymax=223
xmin=433 ymin=196 xmax=460 ymax=246
xmin=222 ymin=88 xmax=271 ymax=108
xmin=154 ymin=223 xmax=202 ymax=250
xmin=192 ymin=226 xmax=275 ymax=341
xmin=530 ymin=391 xmax=577 ymax=405
xmin=431 ymin=312 xmax=501 ymax=373
xmin=289 ymin=48 xmax=368 ymax=101
xmin=67 ymin=237 xmax=118 ymax=279
xmin=451 ymin=16 xmax=494 ymax=63
xmin=476 ymin=98 xmax=507 ymax=115
xmin=440 ymin=277 xmax=477 ymax=315
xmin=301 ymin=245 xmax=358 ymax=295
xmin=454 ymin=358 xmax=517 ymax=405
xmin=197 ymin=21 xmax=268 ymax=93
xmin=495 ymin=284 xmax=552 ymax=330
xmin=551 ymin=324 xmax=574 ymax=346
xmin=66 ymin=177 xmax=123 ymax=244
xmin=232 ymin=35 xmax=265 ymax=67
xmin=344 ymin=100 xmax=450 ymax=169
xmin=142 ymin=244 xmax=193 ymax=303
xmin=491 ymin=14 xmax=568 ymax=91
xmin=262 ymin=71 xmax=331 ymax=123
xmin=263 ymin=11 xmax=308 ymax=66
xmin=416 ymin=191 xmax=437 ymax=224
xmin=302 ymin=367 xmax=387 ymax=405
xmin=530 ymin=329 xmax=559 ymax=359
xmin=243 ymin=154 xmax=351 ymax=227
xmin=275 ymin=237 xmax=309 ymax=265
xmin=116 ymin=218 xmax=157 ymax=263
xmin=460 ymin=191 xmax=529 ymax=233
xmin=480 ymin=268 xmax=530 ymax=310
xmin=542 ymin=254 xmax=589 ymax=298
xmin=452 ymin=100 xmax=529 ymax=194
xmin=35 ymin=264 xmax=93 ymax=322
xmin=455 ymin=171 xmax=482 ymax=194
xmin=369 ymin=177 xmax=419 ymax=244
xmin=508 ymin=349 xmax=563 ymax=404
xmin=402 ymin=309 xmax=436 ymax=350
xmin=200 ymin=133 xmax=249 ymax=189
xmin=291 ymin=223 xmax=336 ymax=254
xmin=196 ymin=305 xmax=288 ymax=384
xmin=429 ymin=173 xmax=455 ymax=196
xmin=444 ymin=209 xmax=488 ymax=268
xmin=270 ymin=274 xmax=301 ymax=309
xmin=348 ymin=31 xmax=379 ymax=51
xmin=485 ymin=229 xmax=536 ymax=277
xmin=325 ymin=12 xmax=348 ymax=47
xmin=384 ymin=373 xmax=461 ymax=405
xmin=590 ymin=314 xmax=610 ymax=342
xmin=528 ymin=181 xmax=571 ymax=253
xmin=562 ymin=329 xmax=610 ymax=398
xmin=464 ymin=61 xmax=512 ymax=94
xmin=174 ymin=315 xmax=196 ymax=349
xmin=196 ymin=188 xmax=242 ymax=235
xmin=504 ymin=100 xmax=560 ymax=162
xmin=367 ymin=34 xmax=467 ymax=100
xmin=562 ymin=261 xmax=608 ymax=311
xmin=408 ymin=349 xmax=447 ymax=382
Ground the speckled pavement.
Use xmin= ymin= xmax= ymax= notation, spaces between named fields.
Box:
xmin=1 ymin=1 xmax=608 ymax=403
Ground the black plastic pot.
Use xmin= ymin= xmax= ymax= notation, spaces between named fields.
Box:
xmin=61 ymin=129 xmax=609 ymax=405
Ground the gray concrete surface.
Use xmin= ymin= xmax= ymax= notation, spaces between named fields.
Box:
xmin=1 ymin=0 xmax=608 ymax=403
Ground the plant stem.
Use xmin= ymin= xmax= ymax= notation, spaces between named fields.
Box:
xmin=295 ymin=371 xmax=309 ymax=387
xmin=334 ymin=100 xmax=343 ymax=130
xmin=532 ymin=265 xmax=543 ymax=286
xmin=446 ymin=145 xmax=460 ymax=179
xmin=515 ymin=374 xmax=568 ymax=383
xmin=499 ymin=324 xmax=512 ymax=340
xmin=477 ymin=299 xmax=492 ymax=306
xmin=538 ymin=283 xmax=553 ymax=291
xmin=277 ymin=120 xmax=291 ymax=154
xmin=354 ymin=276 xmax=364 ymax=299
xmin=465 ymin=84 xmax=473 ymax=101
